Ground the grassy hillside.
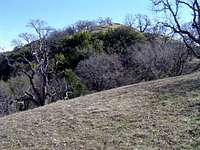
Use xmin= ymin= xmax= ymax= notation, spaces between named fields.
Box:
xmin=1 ymin=72 xmax=200 ymax=149
xmin=91 ymin=23 xmax=123 ymax=33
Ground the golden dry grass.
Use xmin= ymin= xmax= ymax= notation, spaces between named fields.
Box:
xmin=1 ymin=72 xmax=200 ymax=149
xmin=91 ymin=23 xmax=123 ymax=33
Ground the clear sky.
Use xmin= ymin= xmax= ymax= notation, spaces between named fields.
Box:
xmin=0 ymin=0 xmax=153 ymax=51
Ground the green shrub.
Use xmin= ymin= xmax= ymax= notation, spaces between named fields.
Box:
xmin=62 ymin=31 xmax=92 ymax=49
xmin=64 ymin=69 xmax=88 ymax=98
xmin=95 ymin=26 xmax=146 ymax=54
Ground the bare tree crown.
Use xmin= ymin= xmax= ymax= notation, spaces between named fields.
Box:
xmin=152 ymin=0 xmax=200 ymax=58
xmin=8 ymin=20 xmax=59 ymax=110
xmin=124 ymin=14 xmax=151 ymax=32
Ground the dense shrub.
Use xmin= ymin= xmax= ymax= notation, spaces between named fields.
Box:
xmin=120 ymin=41 xmax=188 ymax=84
xmin=53 ymin=31 xmax=94 ymax=69
xmin=62 ymin=32 xmax=92 ymax=49
xmin=64 ymin=69 xmax=88 ymax=98
xmin=95 ymin=26 xmax=146 ymax=54
xmin=76 ymin=54 xmax=124 ymax=91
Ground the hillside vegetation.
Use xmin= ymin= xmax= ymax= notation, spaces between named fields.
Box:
xmin=2 ymin=19 xmax=195 ymax=117
xmin=1 ymin=72 xmax=200 ymax=149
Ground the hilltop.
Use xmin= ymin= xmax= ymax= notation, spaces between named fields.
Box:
xmin=0 ymin=72 xmax=200 ymax=149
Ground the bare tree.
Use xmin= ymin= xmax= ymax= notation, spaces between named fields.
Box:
xmin=152 ymin=0 xmax=200 ymax=58
xmin=11 ymin=39 xmax=24 ymax=49
xmin=124 ymin=14 xmax=151 ymax=32
xmin=7 ymin=20 xmax=64 ymax=110
xmin=148 ymin=22 xmax=168 ymax=36
xmin=98 ymin=17 xmax=113 ymax=26
xmin=74 ymin=20 xmax=97 ymax=32
xmin=124 ymin=14 xmax=135 ymax=28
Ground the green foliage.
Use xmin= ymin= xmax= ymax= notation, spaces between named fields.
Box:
xmin=55 ymin=32 xmax=94 ymax=69
xmin=55 ymin=53 xmax=66 ymax=62
xmin=51 ymin=53 xmax=68 ymax=72
xmin=91 ymin=39 xmax=104 ymax=54
xmin=30 ymin=62 xmax=37 ymax=70
xmin=49 ymin=51 xmax=73 ymax=72
xmin=191 ymin=116 xmax=200 ymax=125
xmin=74 ymin=32 xmax=92 ymax=49
xmin=64 ymin=69 xmax=87 ymax=98
xmin=94 ymin=26 xmax=146 ymax=54
xmin=62 ymin=31 xmax=92 ymax=49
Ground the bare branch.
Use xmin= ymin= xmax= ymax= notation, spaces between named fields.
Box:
xmin=152 ymin=0 xmax=200 ymax=58
xmin=124 ymin=14 xmax=151 ymax=32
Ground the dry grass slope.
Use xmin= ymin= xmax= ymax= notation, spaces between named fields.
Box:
xmin=1 ymin=72 xmax=200 ymax=149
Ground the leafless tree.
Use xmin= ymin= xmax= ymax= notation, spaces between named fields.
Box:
xmin=148 ymin=22 xmax=169 ymax=36
xmin=7 ymin=20 xmax=66 ymax=110
xmin=152 ymin=0 xmax=200 ymax=58
xmin=124 ymin=14 xmax=135 ymax=27
xmin=76 ymin=54 xmax=124 ymax=91
xmin=64 ymin=25 xmax=77 ymax=35
xmin=74 ymin=20 xmax=97 ymax=32
xmin=98 ymin=17 xmax=113 ymax=26
xmin=121 ymin=41 xmax=188 ymax=83
xmin=11 ymin=39 xmax=24 ymax=49
xmin=124 ymin=14 xmax=151 ymax=32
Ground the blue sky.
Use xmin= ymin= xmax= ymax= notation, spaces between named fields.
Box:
xmin=0 ymin=0 xmax=153 ymax=51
